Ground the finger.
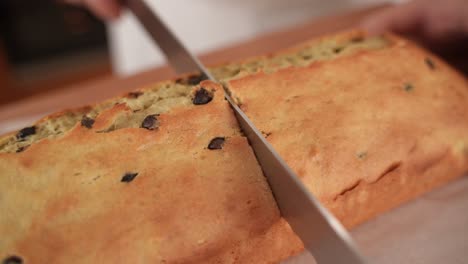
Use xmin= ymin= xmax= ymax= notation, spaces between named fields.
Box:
xmin=360 ymin=2 xmax=423 ymax=35
xmin=421 ymin=1 xmax=468 ymax=39
xmin=83 ymin=0 xmax=122 ymax=20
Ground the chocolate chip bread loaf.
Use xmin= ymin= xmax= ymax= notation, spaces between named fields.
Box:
xmin=1 ymin=30 xmax=467 ymax=263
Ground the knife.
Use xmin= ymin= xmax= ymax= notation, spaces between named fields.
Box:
xmin=125 ymin=0 xmax=367 ymax=263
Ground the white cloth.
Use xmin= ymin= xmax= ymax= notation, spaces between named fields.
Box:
xmin=108 ymin=0 xmax=397 ymax=76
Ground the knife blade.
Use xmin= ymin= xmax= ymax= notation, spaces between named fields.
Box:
xmin=126 ymin=0 xmax=367 ymax=263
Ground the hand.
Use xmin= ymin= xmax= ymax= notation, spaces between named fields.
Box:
xmin=361 ymin=0 xmax=468 ymax=40
xmin=65 ymin=0 xmax=122 ymax=20
xmin=361 ymin=0 xmax=468 ymax=74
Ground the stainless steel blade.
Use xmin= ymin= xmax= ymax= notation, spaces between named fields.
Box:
xmin=125 ymin=0 xmax=214 ymax=80
xmin=127 ymin=1 xmax=367 ymax=262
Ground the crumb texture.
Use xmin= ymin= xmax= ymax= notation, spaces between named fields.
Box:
xmin=0 ymin=81 xmax=195 ymax=153
xmin=211 ymin=31 xmax=389 ymax=82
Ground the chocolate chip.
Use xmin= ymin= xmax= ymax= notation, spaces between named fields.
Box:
xmin=193 ymin=88 xmax=213 ymax=105
xmin=121 ymin=172 xmax=139 ymax=183
xmin=81 ymin=116 xmax=95 ymax=129
xmin=176 ymin=74 xmax=206 ymax=85
xmin=333 ymin=47 xmax=343 ymax=53
xmin=141 ymin=115 xmax=159 ymax=130
xmin=208 ymin=137 xmax=225 ymax=150
xmin=2 ymin=255 xmax=23 ymax=264
xmin=350 ymin=36 xmax=364 ymax=43
xmin=16 ymin=126 xmax=36 ymax=140
xmin=404 ymin=83 xmax=414 ymax=92
xmin=127 ymin=91 xmax=143 ymax=98
xmin=357 ymin=151 xmax=367 ymax=159
xmin=16 ymin=145 xmax=29 ymax=153
xmin=425 ymin=57 xmax=436 ymax=70
xmin=262 ymin=131 xmax=272 ymax=138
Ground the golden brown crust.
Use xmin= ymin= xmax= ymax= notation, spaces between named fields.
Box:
xmin=0 ymin=82 xmax=300 ymax=263
xmin=226 ymin=33 xmax=468 ymax=230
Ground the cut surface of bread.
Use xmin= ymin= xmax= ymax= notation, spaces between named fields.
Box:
xmin=211 ymin=31 xmax=389 ymax=83
xmin=0 ymin=80 xmax=197 ymax=154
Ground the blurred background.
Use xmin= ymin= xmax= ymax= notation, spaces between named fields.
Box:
xmin=0 ymin=0 xmax=111 ymax=107
xmin=0 ymin=0 xmax=391 ymax=108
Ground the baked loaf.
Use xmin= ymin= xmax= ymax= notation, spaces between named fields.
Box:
xmin=0 ymin=30 xmax=467 ymax=263
xmin=224 ymin=31 xmax=468 ymax=228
